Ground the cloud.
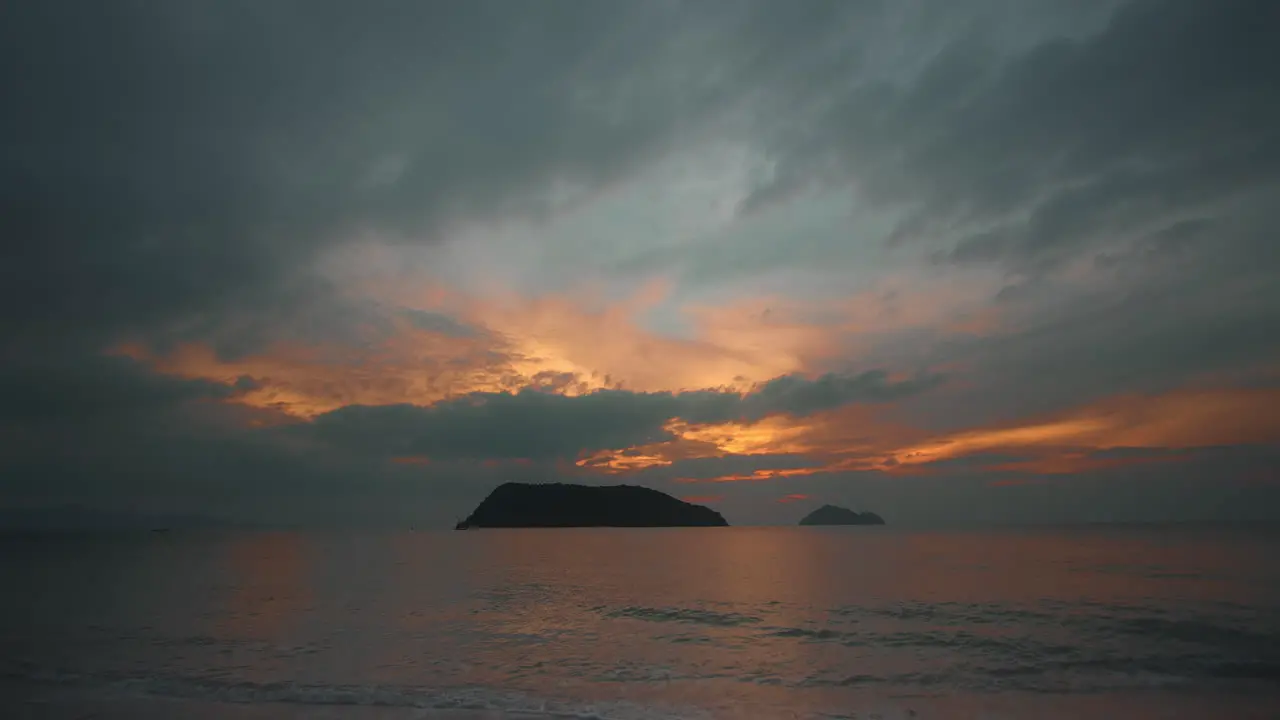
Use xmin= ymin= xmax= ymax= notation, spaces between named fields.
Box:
xmin=885 ymin=387 xmax=1280 ymax=472
xmin=0 ymin=355 xmax=937 ymax=525
xmin=0 ymin=353 xmax=245 ymax=426
xmin=298 ymin=369 xmax=941 ymax=462
xmin=0 ymin=359 xmax=528 ymax=527
xmin=730 ymin=0 xmax=1280 ymax=415
xmin=0 ymin=0 xmax=731 ymax=352
xmin=734 ymin=370 xmax=944 ymax=419
xmin=116 ymin=277 xmax=958 ymax=421
xmin=1 ymin=1 xmax=762 ymax=521
xmin=748 ymin=0 xmax=1279 ymax=265
xmin=2 ymin=0 xmax=1278 ymax=527
xmin=592 ymin=385 xmax=1280 ymax=484
xmin=397 ymin=309 xmax=482 ymax=338
xmin=658 ymin=454 xmax=830 ymax=483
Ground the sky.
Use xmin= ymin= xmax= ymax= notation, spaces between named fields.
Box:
xmin=2 ymin=0 xmax=1278 ymax=528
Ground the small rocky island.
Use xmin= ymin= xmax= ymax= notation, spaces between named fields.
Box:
xmin=455 ymin=482 xmax=729 ymax=529
xmin=799 ymin=504 xmax=886 ymax=526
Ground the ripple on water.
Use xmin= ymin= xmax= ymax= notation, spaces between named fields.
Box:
xmin=601 ymin=606 xmax=763 ymax=627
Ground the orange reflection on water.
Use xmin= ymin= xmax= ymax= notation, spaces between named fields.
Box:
xmin=214 ymin=532 xmax=313 ymax=643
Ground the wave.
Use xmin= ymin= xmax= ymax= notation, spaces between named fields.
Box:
xmin=1108 ymin=616 xmax=1276 ymax=647
xmin=794 ymin=654 xmax=1280 ymax=692
xmin=833 ymin=601 xmax=1280 ymax=644
xmin=602 ymin=605 xmax=762 ymax=627
xmin=765 ymin=627 xmax=847 ymax=641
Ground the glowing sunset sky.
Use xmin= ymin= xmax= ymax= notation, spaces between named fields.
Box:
xmin=2 ymin=0 xmax=1278 ymax=527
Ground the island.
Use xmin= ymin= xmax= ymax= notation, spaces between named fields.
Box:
xmin=455 ymin=482 xmax=729 ymax=529
xmin=798 ymin=504 xmax=885 ymax=526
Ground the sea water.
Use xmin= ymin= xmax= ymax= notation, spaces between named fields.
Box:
xmin=3 ymin=525 xmax=1279 ymax=719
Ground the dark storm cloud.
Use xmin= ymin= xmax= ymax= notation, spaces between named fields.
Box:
xmin=300 ymin=370 xmax=941 ymax=461
xmin=0 ymin=354 xmax=492 ymax=527
xmin=304 ymin=391 xmax=683 ymax=462
xmin=737 ymin=370 xmax=945 ymax=419
xmin=902 ymin=453 xmax=1032 ymax=474
xmin=0 ymin=0 xmax=728 ymax=350
xmin=747 ymin=0 xmax=1280 ymax=270
xmin=4 ymin=0 xmax=1271 ymax=348
xmin=0 ymin=353 xmax=244 ymax=425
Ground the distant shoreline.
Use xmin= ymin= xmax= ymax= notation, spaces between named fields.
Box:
xmin=4 ymin=519 xmax=1278 ymax=534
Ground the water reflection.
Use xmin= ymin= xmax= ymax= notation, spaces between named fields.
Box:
xmin=9 ymin=526 xmax=1277 ymax=719
xmin=214 ymin=532 xmax=314 ymax=642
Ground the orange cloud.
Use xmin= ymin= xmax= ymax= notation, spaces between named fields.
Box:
xmin=578 ymin=403 xmax=910 ymax=477
xmin=591 ymin=386 xmax=1280 ymax=483
xmin=110 ymin=267 xmax=998 ymax=433
xmin=883 ymin=387 xmax=1280 ymax=473
xmin=111 ymin=282 xmax=847 ymax=420
xmin=109 ymin=314 xmax=523 ymax=418
xmin=696 ymin=468 xmax=824 ymax=483
xmin=576 ymin=416 xmax=833 ymax=474
xmin=460 ymin=289 xmax=811 ymax=395
xmin=776 ymin=493 xmax=810 ymax=503
xmin=107 ymin=267 xmax=1280 ymax=488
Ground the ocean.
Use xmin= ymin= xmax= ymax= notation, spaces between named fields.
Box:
xmin=3 ymin=525 xmax=1279 ymax=719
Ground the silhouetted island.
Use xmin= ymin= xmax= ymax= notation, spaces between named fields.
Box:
xmin=799 ymin=504 xmax=885 ymax=526
xmin=455 ymin=482 xmax=729 ymax=529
